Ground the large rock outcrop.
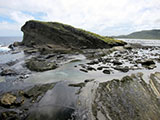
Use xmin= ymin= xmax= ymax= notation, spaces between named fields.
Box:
xmin=92 ymin=72 xmax=160 ymax=120
xmin=21 ymin=20 xmax=126 ymax=49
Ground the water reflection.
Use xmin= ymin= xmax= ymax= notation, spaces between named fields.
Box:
xmin=28 ymin=82 xmax=78 ymax=120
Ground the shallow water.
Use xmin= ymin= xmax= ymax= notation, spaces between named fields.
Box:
xmin=25 ymin=46 xmax=160 ymax=84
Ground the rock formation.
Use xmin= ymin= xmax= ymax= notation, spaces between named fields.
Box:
xmin=21 ymin=20 xmax=126 ymax=49
xmin=92 ymin=72 xmax=160 ymax=120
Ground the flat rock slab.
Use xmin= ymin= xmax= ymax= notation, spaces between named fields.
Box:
xmin=93 ymin=72 xmax=160 ymax=120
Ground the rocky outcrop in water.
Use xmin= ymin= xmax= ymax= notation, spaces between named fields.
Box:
xmin=21 ymin=20 xmax=126 ymax=49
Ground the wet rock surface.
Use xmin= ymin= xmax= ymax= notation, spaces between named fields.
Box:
xmin=92 ymin=72 xmax=160 ymax=120
xmin=0 ymin=69 xmax=17 ymax=76
xmin=26 ymin=57 xmax=58 ymax=72
xmin=76 ymin=46 xmax=160 ymax=75
xmin=0 ymin=93 xmax=17 ymax=107
xmin=0 ymin=83 xmax=56 ymax=120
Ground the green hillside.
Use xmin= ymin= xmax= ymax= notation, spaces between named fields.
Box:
xmin=113 ymin=29 xmax=160 ymax=39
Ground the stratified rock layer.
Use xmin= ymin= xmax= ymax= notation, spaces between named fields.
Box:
xmin=21 ymin=20 xmax=126 ymax=49
xmin=92 ymin=72 xmax=160 ymax=120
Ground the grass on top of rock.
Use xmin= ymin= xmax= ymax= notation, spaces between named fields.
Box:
xmin=28 ymin=20 xmax=124 ymax=45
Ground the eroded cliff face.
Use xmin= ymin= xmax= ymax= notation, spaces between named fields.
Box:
xmin=92 ymin=72 xmax=160 ymax=120
xmin=21 ymin=20 xmax=126 ymax=49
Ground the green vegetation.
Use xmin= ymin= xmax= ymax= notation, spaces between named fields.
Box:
xmin=76 ymin=28 xmax=124 ymax=44
xmin=28 ymin=20 xmax=124 ymax=45
xmin=113 ymin=29 xmax=160 ymax=39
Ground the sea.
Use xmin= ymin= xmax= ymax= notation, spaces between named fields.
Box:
xmin=0 ymin=36 xmax=22 ymax=52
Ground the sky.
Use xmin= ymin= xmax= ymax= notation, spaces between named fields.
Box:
xmin=0 ymin=0 xmax=160 ymax=36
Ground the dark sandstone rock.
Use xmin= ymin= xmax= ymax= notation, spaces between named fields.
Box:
xmin=92 ymin=73 xmax=160 ymax=120
xmin=1 ymin=111 xmax=20 ymax=120
xmin=0 ymin=69 xmax=17 ymax=76
xmin=97 ymin=66 xmax=109 ymax=70
xmin=103 ymin=70 xmax=111 ymax=74
xmin=25 ymin=57 xmax=58 ymax=72
xmin=79 ymin=64 xmax=96 ymax=71
xmin=87 ymin=60 xmax=99 ymax=65
xmin=21 ymin=20 xmax=126 ymax=49
xmin=141 ymin=59 xmax=155 ymax=66
xmin=113 ymin=66 xmax=129 ymax=72
xmin=24 ymin=48 xmax=39 ymax=54
xmin=68 ymin=83 xmax=85 ymax=88
xmin=141 ymin=59 xmax=156 ymax=69
xmin=137 ymin=59 xmax=156 ymax=69
xmin=79 ymin=69 xmax=88 ymax=73
xmin=13 ymin=42 xmax=22 ymax=47
xmin=23 ymin=83 xmax=55 ymax=102
xmin=112 ymin=60 xmax=123 ymax=65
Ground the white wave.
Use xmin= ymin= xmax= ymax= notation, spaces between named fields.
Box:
xmin=0 ymin=45 xmax=11 ymax=52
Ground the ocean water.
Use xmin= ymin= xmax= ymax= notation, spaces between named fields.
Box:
xmin=0 ymin=36 xmax=22 ymax=52
xmin=118 ymin=38 xmax=160 ymax=46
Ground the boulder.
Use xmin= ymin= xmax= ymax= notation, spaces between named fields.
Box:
xmin=21 ymin=20 xmax=126 ymax=49
xmin=113 ymin=66 xmax=129 ymax=72
xmin=26 ymin=57 xmax=58 ymax=72
xmin=103 ymin=69 xmax=111 ymax=74
xmin=112 ymin=60 xmax=123 ymax=65
xmin=141 ymin=59 xmax=156 ymax=69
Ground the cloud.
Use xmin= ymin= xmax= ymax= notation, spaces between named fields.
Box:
xmin=0 ymin=0 xmax=160 ymax=36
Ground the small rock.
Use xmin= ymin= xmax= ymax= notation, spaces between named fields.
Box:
xmin=0 ymin=69 xmax=17 ymax=76
xmin=68 ymin=82 xmax=85 ymax=88
xmin=113 ymin=66 xmax=129 ymax=72
xmin=26 ymin=57 xmax=58 ymax=72
xmin=87 ymin=60 xmax=99 ymax=65
xmin=124 ymin=44 xmax=132 ymax=50
xmin=8 ymin=44 xmax=14 ymax=50
xmin=97 ymin=66 xmax=109 ymax=70
xmin=112 ymin=60 xmax=123 ymax=65
xmin=24 ymin=48 xmax=38 ymax=54
xmin=84 ymin=79 xmax=94 ymax=83
xmin=1 ymin=111 xmax=19 ymax=120
xmin=141 ymin=59 xmax=156 ymax=69
xmin=79 ymin=69 xmax=88 ymax=73
xmin=86 ymin=66 xmax=96 ymax=71
xmin=0 ymin=93 xmax=16 ymax=107
xmin=13 ymin=42 xmax=22 ymax=47
xmin=141 ymin=59 xmax=155 ymax=66
xmin=103 ymin=70 xmax=111 ymax=74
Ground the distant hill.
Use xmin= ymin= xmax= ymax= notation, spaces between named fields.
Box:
xmin=113 ymin=29 xmax=160 ymax=39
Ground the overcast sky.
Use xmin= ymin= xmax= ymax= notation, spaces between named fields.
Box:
xmin=0 ymin=0 xmax=160 ymax=36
